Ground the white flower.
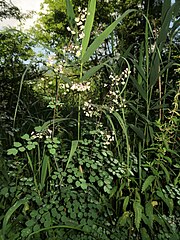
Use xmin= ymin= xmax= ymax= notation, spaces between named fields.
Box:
xmin=67 ymin=26 xmax=71 ymax=31
xmin=79 ymin=32 xmax=85 ymax=39
xmin=77 ymin=21 xmax=83 ymax=26
xmin=71 ymin=30 xmax=76 ymax=35
xmin=75 ymin=17 xmax=80 ymax=22
xmin=76 ymin=50 xmax=81 ymax=58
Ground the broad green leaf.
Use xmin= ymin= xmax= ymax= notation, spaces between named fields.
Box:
xmin=13 ymin=142 xmax=22 ymax=148
xmin=26 ymin=219 xmax=36 ymax=227
xmin=133 ymin=201 xmax=143 ymax=230
xmin=21 ymin=134 xmax=30 ymax=140
xmin=142 ymin=175 xmax=156 ymax=193
xmin=7 ymin=148 xmax=18 ymax=156
xmin=34 ymin=126 xmax=42 ymax=132
xmin=137 ymin=42 xmax=144 ymax=85
xmin=82 ymin=9 xmax=136 ymax=63
xmin=19 ymin=146 xmax=26 ymax=152
xmin=49 ymin=148 xmax=56 ymax=155
xmin=81 ymin=0 xmax=97 ymax=58
xmin=131 ymin=59 xmax=146 ymax=82
xmin=26 ymin=145 xmax=35 ymax=151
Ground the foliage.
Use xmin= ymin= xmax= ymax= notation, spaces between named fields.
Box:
xmin=0 ymin=0 xmax=21 ymax=20
xmin=0 ymin=0 xmax=180 ymax=239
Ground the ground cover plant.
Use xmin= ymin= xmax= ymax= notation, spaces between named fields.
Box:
xmin=0 ymin=0 xmax=180 ymax=239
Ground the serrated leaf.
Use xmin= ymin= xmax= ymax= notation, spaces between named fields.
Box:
xmin=123 ymin=196 xmax=129 ymax=212
xmin=81 ymin=182 xmax=87 ymax=190
xmin=145 ymin=202 xmax=154 ymax=228
xmin=118 ymin=211 xmax=130 ymax=226
xmin=142 ymin=175 xmax=156 ymax=193
xmin=26 ymin=219 xmax=36 ymax=227
xmin=140 ymin=227 xmax=151 ymax=240
xmin=98 ymin=180 xmax=103 ymax=187
xmin=133 ymin=201 xmax=143 ymax=230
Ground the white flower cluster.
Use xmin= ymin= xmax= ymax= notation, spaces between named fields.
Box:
xmin=46 ymin=55 xmax=56 ymax=67
xmin=54 ymin=60 xmax=65 ymax=74
xmin=82 ymin=100 xmax=94 ymax=117
xmin=59 ymin=81 xmax=90 ymax=94
xmin=70 ymin=81 xmax=90 ymax=92
xmin=66 ymin=7 xmax=87 ymax=58
xmin=31 ymin=129 xmax=52 ymax=140
xmin=99 ymin=130 xmax=115 ymax=145
xmin=109 ymin=68 xmax=130 ymax=86
xmin=104 ymin=68 xmax=131 ymax=112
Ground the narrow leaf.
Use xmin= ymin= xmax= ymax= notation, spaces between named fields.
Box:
xmin=142 ymin=175 xmax=156 ymax=193
xmin=2 ymin=198 xmax=27 ymax=237
xmin=129 ymin=124 xmax=145 ymax=140
xmin=65 ymin=0 xmax=75 ymax=28
xmin=40 ymin=154 xmax=50 ymax=190
xmin=133 ymin=201 xmax=143 ymax=230
xmin=156 ymin=189 xmax=174 ymax=215
xmin=123 ymin=196 xmax=129 ymax=212
xmin=81 ymin=61 xmax=107 ymax=82
xmin=81 ymin=0 xmax=96 ymax=58
xmin=65 ymin=140 xmax=78 ymax=171
xmin=82 ymin=9 xmax=135 ymax=63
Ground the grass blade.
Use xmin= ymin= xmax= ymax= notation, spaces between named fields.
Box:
xmin=65 ymin=0 xmax=75 ymax=28
xmin=81 ymin=0 xmax=96 ymax=59
xmin=2 ymin=198 xmax=27 ymax=238
xmin=40 ymin=154 xmax=50 ymax=190
xmin=81 ymin=60 xmax=109 ymax=82
xmin=13 ymin=66 xmax=29 ymax=128
xmin=82 ymin=9 xmax=135 ymax=63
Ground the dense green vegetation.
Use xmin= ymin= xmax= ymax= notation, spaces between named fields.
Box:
xmin=0 ymin=0 xmax=180 ymax=239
